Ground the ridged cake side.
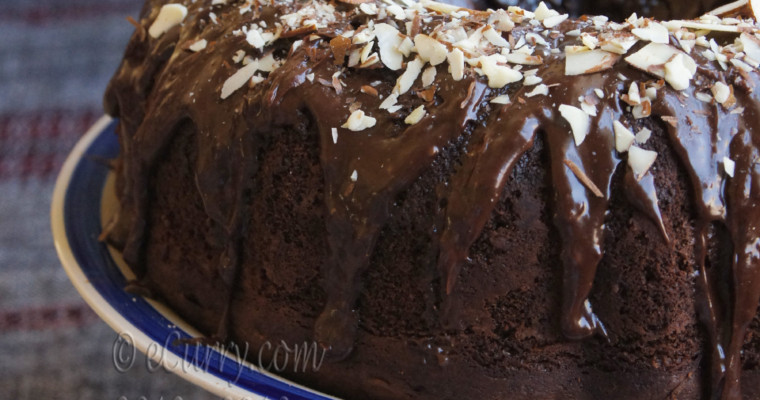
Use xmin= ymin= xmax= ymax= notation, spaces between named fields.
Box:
xmin=103 ymin=0 xmax=760 ymax=398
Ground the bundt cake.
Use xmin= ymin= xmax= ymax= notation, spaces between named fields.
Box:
xmin=103 ymin=0 xmax=760 ymax=398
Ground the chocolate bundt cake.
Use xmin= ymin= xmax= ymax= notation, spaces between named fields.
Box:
xmin=103 ymin=0 xmax=760 ymax=398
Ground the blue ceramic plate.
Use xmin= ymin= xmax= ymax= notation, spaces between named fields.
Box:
xmin=51 ymin=116 xmax=336 ymax=400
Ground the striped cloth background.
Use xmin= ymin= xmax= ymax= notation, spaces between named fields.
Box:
xmin=0 ymin=1 xmax=215 ymax=398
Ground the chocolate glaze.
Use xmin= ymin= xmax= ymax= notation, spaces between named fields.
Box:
xmin=104 ymin=1 xmax=760 ymax=398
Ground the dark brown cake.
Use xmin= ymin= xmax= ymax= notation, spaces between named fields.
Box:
xmin=103 ymin=0 xmax=760 ymax=398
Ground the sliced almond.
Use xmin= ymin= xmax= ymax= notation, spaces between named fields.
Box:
xmin=632 ymin=99 xmax=652 ymax=119
xmin=422 ymin=66 xmax=437 ymax=87
xmin=414 ymin=34 xmax=448 ymax=66
xmin=490 ymin=94 xmax=511 ymax=104
xmin=533 ymin=2 xmax=559 ymax=20
xmin=708 ymin=0 xmax=760 ymax=20
xmin=723 ymin=156 xmax=736 ymax=177
xmin=543 ymin=14 xmax=568 ymax=29
xmin=631 ymin=21 xmax=669 ymax=44
xmin=565 ymin=47 xmax=620 ymax=75
xmin=628 ymin=145 xmax=658 ymax=180
xmin=342 ymin=110 xmax=377 ymax=131
xmin=404 ymin=105 xmax=427 ymax=125
xmin=625 ymin=43 xmax=696 ymax=90
xmin=374 ymin=23 xmax=404 ymax=70
xmin=149 ymin=4 xmax=188 ymax=39
xmin=664 ymin=53 xmax=694 ymax=91
xmin=613 ymin=120 xmax=636 ymax=152
xmin=599 ymin=32 xmax=639 ymax=54
xmin=480 ymin=55 xmax=523 ymax=88
xmin=188 ymin=39 xmax=207 ymax=52
xmin=635 ymin=127 xmax=652 ymax=144
xmin=558 ymin=104 xmax=590 ymax=146
xmin=740 ymin=33 xmax=760 ymax=63
xmin=398 ymin=36 xmax=415 ymax=57
xmin=712 ymin=82 xmax=731 ymax=104
xmin=525 ymin=84 xmax=549 ymax=97
xmin=581 ymin=33 xmax=599 ymax=50
xmin=564 ymin=159 xmax=604 ymax=198
xmin=488 ymin=9 xmax=515 ymax=32
xmin=393 ymin=57 xmax=424 ymax=95
xmin=448 ymin=48 xmax=465 ymax=81
xmin=221 ymin=60 xmax=259 ymax=99
xmin=504 ymin=53 xmax=544 ymax=65
xmin=483 ymin=25 xmax=510 ymax=48
xmin=379 ymin=93 xmax=399 ymax=110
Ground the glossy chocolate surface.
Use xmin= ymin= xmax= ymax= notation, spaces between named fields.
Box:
xmin=104 ymin=1 xmax=760 ymax=398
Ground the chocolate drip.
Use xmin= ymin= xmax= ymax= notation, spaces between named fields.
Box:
xmin=103 ymin=1 xmax=760 ymax=397
xmin=623 ymin=168 xmax=670 ymax=242
xmin=652 ymin=69 xmax=760 ymax=399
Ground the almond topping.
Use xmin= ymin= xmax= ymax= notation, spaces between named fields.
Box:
xmin=393 ymin=57 xmax=424 ymax=95
xmin=188 ymin=39 xmax=208 ymax=52
xmin=625 ymin=43 xmax=696 ymax=90
xmin=148 ymin=4 xmax=188 ymax=39
xmin=448 ymin=48 xmax=465 ymax=81
xmin=490 ymin=94 xmax=511 ymax=104
xmin=664 ymin=53 xmax=694 ymax=91
xmin=564 ymin=159 xmax=604 ymax=198
xmin=565 ymin=47 xmax=620 ymax=76
xmin=422 ymin=66 xmax=437 ymax=87
xmin=631 ymin=21 xmax=669 ymax=44
xmin=723 ymin=156 xmax=736 ymax=177
xmin=405 ymin=105 xmax=427 ymax=125
xmin=559 ymin=104 xmax=590 ymax=146
xmin=613 ymin=120 xmax=636 ymax=152
xmin=712 ymin=82 xmax=731 ymax=104
xmin=635 ymin=128 xmax=652 ymax=144
xmin=342 ymin=110 xmax=377 ymax=131
xmin=221 ymin=60 xmax=259 ymax=99
xmin=628 ymin=145 xmax=658 ymax=180
xmin=415 ymin=34 xmax=448 ymax=66
xmin=480 ymin=55 xmax=523 ymax=88
xmin=374 ymin=23 xmax=404 ymax=70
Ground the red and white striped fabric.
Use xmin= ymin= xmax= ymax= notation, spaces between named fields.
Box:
xmin=0 ymin=1 xmax=211 ymax=398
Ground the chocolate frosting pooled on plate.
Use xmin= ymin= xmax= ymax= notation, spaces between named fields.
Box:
xmin=103 ymin=0 xmax=760 ymax=398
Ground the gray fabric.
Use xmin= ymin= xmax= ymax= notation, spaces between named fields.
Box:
xmin=0 ymin=1 xmax=220 ymax=398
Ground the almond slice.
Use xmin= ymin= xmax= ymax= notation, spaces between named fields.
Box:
xmin=628 ymin=145 xmax=658 ymax=180
xmin=708 ymin=0 xmax=760 ymax=19
xmin=374 ymin=23 xmax=404 ymax=70
xmin=740 ymin=33 xmax=760 ymax=63
xmin=188 ymin=39 xmax=208 ymax=52
xmin=599 ymin=32 xmax=639 ymax=55
xmin=712 ymin=82 xmax=731 ymax=103
xmin=448 ymin=48 xmax=465 ymax=81
xmin=480 ymin=55 xmax=523 ymax=88
xmin=422 ymin=66 xmax=437 ymax=87
xmin=631 ymin=21 xmax=669 ymax=44
xmin=565 ymin=47 xmax=620 ymax=75
xmin=342 ymin=110 xmax=377 ymax=131
xmin=613 ymin=120 xmax=635 ymax=152
xmin=635 ymin=128 xmax=652 ymax=144
xmin=393 ymin=57 xmax=424 ymax=95
xmin=221 ymin=60 xmax=259 ymax=99
xmin=624 ymin=43 xmax=696 ymax=90
xmin=723 ymin=156 xmax=736 ymax=177
xmin=664 ymin=53 xmax=694 ymax=91
xmin=564 ymin=159 xmax=605 ymax=198
xmin=415 ymin=34 xmax=448 ymax=66
xmin=558 ymin=104 xmax=590 ymax=146
xmin=149 ymin=4 xmax=188 ymax=38
xmin=405 ymin=105 xmax=427 ymax=125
